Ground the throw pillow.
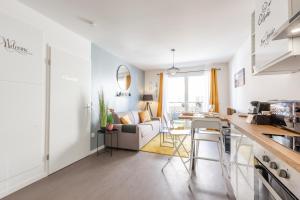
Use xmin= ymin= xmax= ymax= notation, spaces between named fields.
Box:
xmin=139 ymin=111 xmax=151 ymax=123
xmin=120 ymin=115 xmax=132 ymax=125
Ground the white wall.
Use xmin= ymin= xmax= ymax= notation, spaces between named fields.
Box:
xmin=0 ymin=0 xmax=91 ymax=198
xmin=229 ymin=37 xmax=300 ymax=113
xmin=144 ymin=65 xmax=230 ymax=115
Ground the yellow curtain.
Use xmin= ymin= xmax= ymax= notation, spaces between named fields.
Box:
xmin=209 ymin=68 xmax=220 ymax=113
xmin=157 ymin=73 xmax=163 ymax=117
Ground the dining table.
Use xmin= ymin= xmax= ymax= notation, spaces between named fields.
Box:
xmin=178 ymin=112 xmax=227 ymax=121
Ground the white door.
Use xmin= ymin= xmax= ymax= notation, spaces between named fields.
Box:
xmin=48 ymin=47 xmax=91 ymax=174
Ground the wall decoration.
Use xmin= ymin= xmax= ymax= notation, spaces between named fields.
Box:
xmin=116 ymin=65 xmax=132 ymax=97
xmin=234 ymin=68 xmax=245 ymax=88
xmin=0 ymin=35 xmax=33 ymax=55
xmin=116 ymin=65 xmax=131 ymax=91
xmin=116 ymin=91 xmax=131 ymax=97
xmin=257 ymin=0 xmax=272 ymax=26
xmin=148 ymin=79 xmax=159 ymax=101
xmin=0 ymin=12 xmax=43 ymax=84
xmin=260 ymin=28 xmax=276 ymax=47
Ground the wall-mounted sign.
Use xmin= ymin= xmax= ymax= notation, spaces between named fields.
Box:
xmin=260 ymin=27 xmax=276 ymax=47
xmin=0 ymin=35 xmax=32 ymax=55
xmin=0 ymin=12 xmax=43 ymax=84
xmin=234 ymin=68 xmax=245 ymax=88
xmin=258 ymin=0 xmax=272 ymax=26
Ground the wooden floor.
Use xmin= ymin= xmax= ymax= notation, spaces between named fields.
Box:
xmin=3 ymin=143 xmax=234 ymax=200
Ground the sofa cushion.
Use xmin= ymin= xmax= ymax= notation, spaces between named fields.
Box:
xmin=120 ymin=115 xmax=132 ymax=125
xmin=121 ymin=124 xmax=137 ymax=133
xmin=131 ymin=111 xmax=140 ymax=124
xmin=112 ymin=112 xmax=121 ymax=124
xmin=138 ymin=111 xmax=151 ymax=123
xmin=114 ymin=111 xmax=135 ymax=124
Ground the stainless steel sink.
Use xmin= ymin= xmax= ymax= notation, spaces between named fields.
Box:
xmin=263 ymin=133 xmax=300 ymax=153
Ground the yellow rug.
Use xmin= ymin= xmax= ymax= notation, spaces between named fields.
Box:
xmin=141 ymin=133 xmax=191 ymax=158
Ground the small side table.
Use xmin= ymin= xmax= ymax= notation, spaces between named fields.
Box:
xmin=97 ymin=128 xmax=119 ymax=156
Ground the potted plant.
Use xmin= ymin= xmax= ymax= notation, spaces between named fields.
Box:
xmin=106 ymin=113 xmax=114 ymax=131
xmin=99 ymin=90 xmax=107 ymax=130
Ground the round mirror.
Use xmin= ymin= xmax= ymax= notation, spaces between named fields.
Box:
xmin=117 ymin=65 xmax=131 ymax=91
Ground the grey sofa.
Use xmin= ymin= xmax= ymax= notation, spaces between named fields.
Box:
xmin=104 ymin=111 xmax=160 ymax=150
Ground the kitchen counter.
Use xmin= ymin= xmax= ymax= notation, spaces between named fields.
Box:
xmin=227 ymin=114 xmax=300 ymax=173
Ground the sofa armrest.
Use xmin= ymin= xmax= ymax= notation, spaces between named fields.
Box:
xmin=151 ymin=117 xmax=161 ymax=121
xmin=138 ymin=123 xmax=154 ymax=130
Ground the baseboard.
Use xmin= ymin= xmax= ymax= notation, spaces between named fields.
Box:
xmin=89 ymin=145 xmax=105 ymax=155
xmin=0 ymin=165 xmax=46 ymax=199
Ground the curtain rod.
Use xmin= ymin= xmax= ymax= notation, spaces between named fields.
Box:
xmin=156 ymin=68 xmax=221 ymax=75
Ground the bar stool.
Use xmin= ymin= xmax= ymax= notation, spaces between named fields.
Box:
xmin=189 ymin=118 xmax=225 ymax=177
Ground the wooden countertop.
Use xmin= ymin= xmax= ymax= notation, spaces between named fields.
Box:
xmin=227 ymin=114 xmax=300 ymax=172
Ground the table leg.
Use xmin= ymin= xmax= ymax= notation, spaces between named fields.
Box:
xmin=97 ymin=132 xmax=99 ymax=156
xmin=189 ymin=130 xmax=196 ymax=175
xmin=117 ymin=133 xmax=118 ymax=150
xmin=110 ymin=134 xmax=113 ymax=157
xmin=192 ymin=143 xmax=196 ymax=170
xmin=160 ymin=132 xmax=162 ymax=146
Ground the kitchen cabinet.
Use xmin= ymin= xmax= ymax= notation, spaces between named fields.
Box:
xmin=252 ymin=0 xmax=300 ymax=75
xmin=229 ymin=125 xmax=255 ymax=200
xmin=292 ymin=0 xmax=300 ymax=16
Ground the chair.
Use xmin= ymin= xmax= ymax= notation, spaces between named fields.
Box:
xmin=161 ymin=128 xmax=191 ymax=173
xmin=189 ymin=118 xmax=225 ymax=177
xmin=160 ymin=114 xmax=175 ymax=147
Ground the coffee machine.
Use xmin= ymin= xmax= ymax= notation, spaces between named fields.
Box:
xmin=269 ymin=100 xmax=300 ymax=134
xmin=248 ymin=101 xmax=270 ymax=114
xmin=248 ymin=101 xmax=271 ymax=125
xmin=248 ymin=101 xmax=259 ymax=114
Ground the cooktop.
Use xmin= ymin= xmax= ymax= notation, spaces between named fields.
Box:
xmin=263 ymin=133 xmax=300 ymax=153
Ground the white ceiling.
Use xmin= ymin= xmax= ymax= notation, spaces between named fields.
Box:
xmin=19 ymin=0 xmax=254 ymax=70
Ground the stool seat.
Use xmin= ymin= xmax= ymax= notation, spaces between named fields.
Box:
xmin=193 ymin=133 xmax=220 ymax=142
xmin=197 ymin=129 xmax=220 ymax=134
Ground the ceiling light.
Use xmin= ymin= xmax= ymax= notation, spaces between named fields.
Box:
xmin=78 ymin=17 xmax=96 ymax=26
xmin=168 ymin=67 xmax=180 ymax=76
xmin=291 ymin=28 xmax=300 ymax=34
xmin=167 ymin=49 xmax=180 ymax=76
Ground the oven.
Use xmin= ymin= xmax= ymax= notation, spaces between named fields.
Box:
xmin=254 ymin=157 xmax=298 ymax=200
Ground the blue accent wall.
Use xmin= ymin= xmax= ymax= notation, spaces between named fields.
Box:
xmin=91 ymin=44 xmax=145 ymax=150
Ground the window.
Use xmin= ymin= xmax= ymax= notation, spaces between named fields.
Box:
xmin=166 ymin=76 xmax=185 ymax=115
xmin=187 ymin=75 xmax=210 ymax=113
xmin=166 ymin=72 xmax=210 ymax=118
